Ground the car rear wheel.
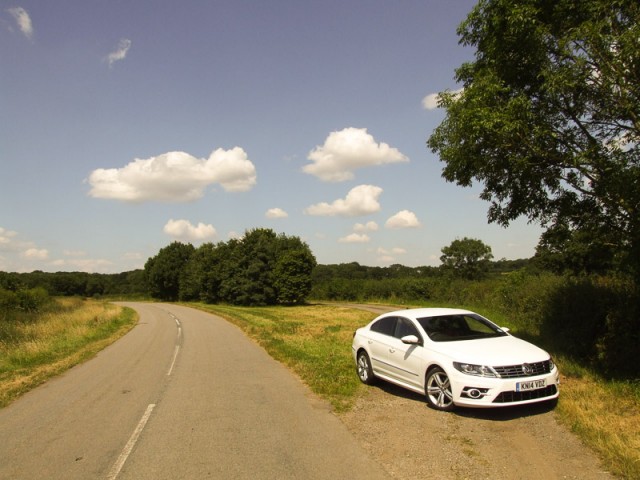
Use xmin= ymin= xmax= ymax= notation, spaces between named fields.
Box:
xmin=425 ymin=367 xmax=455 ymax=411
xmin=356 ymin=351 xmax=376 ymax=385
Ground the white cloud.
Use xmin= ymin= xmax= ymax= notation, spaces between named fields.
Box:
xmin=303 ymin=127 xmax=408 ymax=182
xmin=304 ymin=184 xmax=383 ymax=217
xmin=87 ymin=148 xmax=257 ymax=203
xmin=266 ymin=208 xmax=288 ymax=219
xmin=422 ymin=88 xmax=464 ymax=110
xmin=378 ymin=247 xmax=407 ymax=255
xmin=353 ymin=221 xmax=378 ymax=233
xmin=0 ymin=227 xmax=18 ymax=245
xmin=339 ymin=233 xmax=370 ymax=243
xmin=7 ymin=7 xmax=33 ymax=40
xmin=385 ymin=210 xmax=421 ymax=229
xmin=22 ymin=248 xmax=48 ymax=260
xmin=106 ymin=38 xmax=132 ymax=67
xmin=163 ymin=219 xmax=217 ymax=242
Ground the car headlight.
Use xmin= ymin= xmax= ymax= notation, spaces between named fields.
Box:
xmin=453 ymin=362 xmax=498 ymax=378
xmin=548 ymin=357 xmax=555 ymax=371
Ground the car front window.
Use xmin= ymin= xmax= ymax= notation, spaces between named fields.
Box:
xmin=417 ymin=314 xmax=508 ymax=342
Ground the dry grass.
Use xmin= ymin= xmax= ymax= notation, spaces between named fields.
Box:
xmin=556 ymin=362 xmax=640 ymax=479
xmin=0 ymin=298 xmax=137 ymax=408
xmin=195 ymin=302 xmax=640 ymax=479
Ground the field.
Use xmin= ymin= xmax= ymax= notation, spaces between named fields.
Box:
xmin=0 ymin=298 xmax=638 ymax=478
xmin=0 ymin=297 xmax=137 ymax=408
xmin=194 ymin=302 xmax=640 ymax=480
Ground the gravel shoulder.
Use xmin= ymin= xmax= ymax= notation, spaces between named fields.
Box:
xmin=335 ymin=303 xmax=614 ymax=480
xmin=338 ymin=382 xmax=613 ymax=480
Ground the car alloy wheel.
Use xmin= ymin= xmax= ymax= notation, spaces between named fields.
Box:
xmin=426 ymin=367 xmax=455 ymax=411
xmin=357 ymin=351 xmax=375 ymax=385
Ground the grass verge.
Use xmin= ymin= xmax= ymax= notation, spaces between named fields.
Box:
xmin=0 ymin=298 xmax=138 ymax=408
xmin=193 ymin=302 xmax=639 ymax=479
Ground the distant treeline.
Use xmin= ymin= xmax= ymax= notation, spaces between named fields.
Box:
xmin=0 ymin=257 xmax=529 ymax=300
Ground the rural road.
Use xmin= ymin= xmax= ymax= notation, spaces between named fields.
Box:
xmin=0 ymin=303 xmax=391 ymax=480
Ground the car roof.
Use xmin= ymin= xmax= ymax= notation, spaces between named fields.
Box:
xmin=378 ymin=308 xmax=474 ymax=320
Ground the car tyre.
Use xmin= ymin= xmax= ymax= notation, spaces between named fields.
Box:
xmin=425 ymin=367 xmax=455 ymax=411
xmin=356 ymin=351 xmax=376 ymax=385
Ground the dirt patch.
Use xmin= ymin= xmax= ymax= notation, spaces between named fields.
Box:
xmin=339 ymin=381 xmax=614 ymax=479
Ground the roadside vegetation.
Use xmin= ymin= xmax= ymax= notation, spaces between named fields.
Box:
xmin=195 ymin=300 xmax=639 ymax=480
xmin=0 ymin=291 xmax=137 ymax=408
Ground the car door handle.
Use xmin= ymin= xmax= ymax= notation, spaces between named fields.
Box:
xmin=389 ymin=348 xmax=395 ymax=353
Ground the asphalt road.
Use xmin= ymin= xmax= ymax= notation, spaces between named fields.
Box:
xmin=0 ymin=303 xmax=390 ymax=480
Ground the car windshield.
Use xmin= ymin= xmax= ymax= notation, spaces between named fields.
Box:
xmin=417 ymin=314 xmax=508 ymax=342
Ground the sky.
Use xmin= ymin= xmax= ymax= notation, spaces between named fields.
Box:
xmin=1 ymin=0 xmax=544 ymax=274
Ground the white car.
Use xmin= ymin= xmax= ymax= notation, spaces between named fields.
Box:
xmin=352 ymin=308 xmax=559 ymax=411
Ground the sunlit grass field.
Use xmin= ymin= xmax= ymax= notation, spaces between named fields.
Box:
xmin=1 ymin=299 xmax=637 ymax=478
xmin=194 ymin=302 xmax=640 ymax=480
xmin=0 ymin=298 xmax=137 ymax=408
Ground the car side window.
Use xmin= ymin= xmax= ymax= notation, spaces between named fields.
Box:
xmin=394 ymin=318 xmax=421 ymax=342
xmin=370 ymin=316 xmax=397 ymax=336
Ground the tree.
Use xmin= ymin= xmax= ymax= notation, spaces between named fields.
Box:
xmin=274 ymin=249 xmax=317 ymax=304
xmin=144 ymin=242 xmax=195 ymax=300
xmin=428 ymin=0 xmax=640 ymax=277
xmin=440 ymin=238 xmax=494 ymax=280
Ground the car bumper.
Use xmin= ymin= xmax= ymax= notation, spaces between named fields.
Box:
xmin=449 ymin=368 xmax=560 ymax=408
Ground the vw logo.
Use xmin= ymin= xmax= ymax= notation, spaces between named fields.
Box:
xmin=522 ymin=363 xmax=533 ymax=375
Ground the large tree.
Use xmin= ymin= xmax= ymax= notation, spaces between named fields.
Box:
xmin=440 ymin=237 xmax=494 ymax=280
xmin=428 ymin=0 xmax=640 ymax=276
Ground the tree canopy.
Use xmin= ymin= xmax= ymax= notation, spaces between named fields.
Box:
xmin=145 ymin=229 xmax=317 ymax=306
xmin=428 ymin=0 xmax=640 ymax=277
xmin=440 ymin=237 xmax=494 ymax=280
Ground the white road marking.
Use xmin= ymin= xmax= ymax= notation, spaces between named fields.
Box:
xmin=106 ymin=403 xmax=155 ymax=480
xmin=167 ymin=345 xmax=180 ymax=376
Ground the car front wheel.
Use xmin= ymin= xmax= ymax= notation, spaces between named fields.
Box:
xmin=425 ymin=367 xmax=455 ymax=411
xmin=356 ymin=351 xmax=376 ymax=385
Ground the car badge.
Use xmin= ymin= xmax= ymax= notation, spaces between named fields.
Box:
xmin=522 ymin=363 xmax=533 ymax=375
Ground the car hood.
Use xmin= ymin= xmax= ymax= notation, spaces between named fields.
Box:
xmin=429 ymin=335 xmax=550 ymax=366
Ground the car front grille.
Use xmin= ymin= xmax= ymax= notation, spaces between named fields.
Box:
xmin=493 ymin=360 xmax=551 ymax=378
xmin=492 ymin=385 xmax=558 ymax=404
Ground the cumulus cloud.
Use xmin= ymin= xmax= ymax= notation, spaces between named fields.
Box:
xmin=304 ymin=184 xmax=383 ymax=217
xmin=106 ymin=38 xmax=132 ymax=67
xmin=0 ymin=227 xmax=17 ymax=245
xmin=7 ymin=7 xmax=33 ymax=40
xmin=87 ymin=148 xmax=257 ymax=203
xmin=385 ymin=210 xmax=421 ymax=229
xmin=163 ymin=219 xmax=217 ymax=242
xmin=353 ymin=221 xmax=378 ymax=233
xmin=339 ymin=233 xmax=370 ymax=243
xmin=422 ymin=88 xmax=464 ymax=110
xmin=303 ymin=127 xmax=408 ymax=182
xmin=22 ymin=248 xmax=48 ymax=260
xmin=266 ymin=208 xmax=288 ymax=219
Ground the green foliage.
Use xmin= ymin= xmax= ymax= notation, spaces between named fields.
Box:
xmin=174 ymin=228 xmax=316 ymax=306
xmin=428 ymin=0 xmax=640 ymax=278
xmin=440 ymin=237 xmax=494 ymax=279
xmin=0 ymin=287 xmax=50 ymax=314
xmin=144 ymin=242 xmax=195 ymax=301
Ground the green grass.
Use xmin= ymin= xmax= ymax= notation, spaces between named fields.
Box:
xmin=192 ymin=301 xmax=639 ymax=479
xmin=0 ymin=298 xmax=138 ymax=408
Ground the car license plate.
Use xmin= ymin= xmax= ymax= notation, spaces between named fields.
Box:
xmin=516 ymin=379 xmax=546 ymax=392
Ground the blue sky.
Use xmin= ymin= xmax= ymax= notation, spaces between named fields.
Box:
xmin=1 ymin=1 xmax=543 ymax=274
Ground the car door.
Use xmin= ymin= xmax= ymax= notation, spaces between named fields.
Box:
xmin=365 ymin=316 xmax=398 ymax=378
xmin=385 ymin=317 xmax=425 ymax=390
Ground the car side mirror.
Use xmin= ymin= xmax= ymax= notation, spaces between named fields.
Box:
xmin=401 ymin=335 xmax=420 ymax=345
xmin=500 ymin=327 xmax=510 ymax=333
